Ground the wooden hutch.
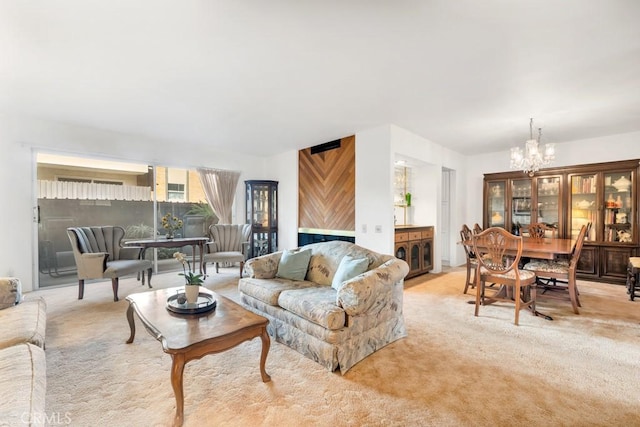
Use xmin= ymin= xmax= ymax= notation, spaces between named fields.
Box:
xmin=483 ymin=159 xmax=639 ymax=284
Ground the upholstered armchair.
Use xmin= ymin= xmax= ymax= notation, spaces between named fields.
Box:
xmin=203 ymin=224 xmax=251 ymax=277
xmin=67 ymin=226 xmax=152 ymax=301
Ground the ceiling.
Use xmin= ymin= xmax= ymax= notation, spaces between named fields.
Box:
xmin=2 ymin=1 xmax=640 ymax=157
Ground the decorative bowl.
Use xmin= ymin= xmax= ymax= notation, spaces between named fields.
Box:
xmin=612 ymin=176 xmax=631 ymax=192
xmin=576 ymin=200 xmax=593 ymax=209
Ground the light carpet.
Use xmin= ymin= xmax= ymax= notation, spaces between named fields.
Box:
xmin=30 ymin=267 xmax=640 ymax=427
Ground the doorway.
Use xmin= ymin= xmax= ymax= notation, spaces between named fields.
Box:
xmin=441 ymin=168 xmax=453 ymax=266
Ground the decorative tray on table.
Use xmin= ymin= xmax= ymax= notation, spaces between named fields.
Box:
xmin=166 ymin=291 xmax=217 ymax=315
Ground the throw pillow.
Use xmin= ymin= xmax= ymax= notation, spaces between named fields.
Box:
xmin=331 ymin=255 xmax=369 ymax=290
xmin=276 ymin=249 xmax=312 ymax=281
xmin=0 ymin=277 xmax=22 ymax=310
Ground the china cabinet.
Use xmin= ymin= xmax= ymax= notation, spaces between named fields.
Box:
xmin=485 ymin=174 xmax=563 ymax=235
xmin=245 ymin=180 xmax=278 ymax=258
xmin=484 ymin=159 xmax=639 ymax=284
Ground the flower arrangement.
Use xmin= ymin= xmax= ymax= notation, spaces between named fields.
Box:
xmin=161 ymin=213 xmax=183 ymax=238
xmin=173 ymin=252 xmax=204 ymax=285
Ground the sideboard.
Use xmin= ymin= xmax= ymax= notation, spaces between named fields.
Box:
xmin=394 ymin=225 xmax=434 ymax=278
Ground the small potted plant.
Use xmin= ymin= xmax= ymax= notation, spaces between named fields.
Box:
xmin=173 ymin=252 xmax=204 ymax=304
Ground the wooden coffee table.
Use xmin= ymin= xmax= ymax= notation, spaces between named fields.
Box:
xmin=125 ymin=287 xmax=271 ymax=427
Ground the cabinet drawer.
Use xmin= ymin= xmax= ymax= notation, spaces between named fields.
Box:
xmin=409 ymin=231 xmax=422 ymax=241
xmin=395 ymin=232 xmax=409 ymax=243
xmin=422 ymin=229 xmax=434 ymax=239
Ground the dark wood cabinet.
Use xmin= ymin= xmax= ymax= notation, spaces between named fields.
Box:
xmin=484 ymin=159 xmax=639 ymax=284
xmin=395 ymin=226 xmax=433 ymax=278
xmin=245 ymin=180 xmax=278 ymax=258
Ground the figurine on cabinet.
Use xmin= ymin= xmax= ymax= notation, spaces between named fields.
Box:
xmin=617 ymin=229 xmax=632 ymax=243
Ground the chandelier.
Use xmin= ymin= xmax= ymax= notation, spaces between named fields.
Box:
xmin=510 ymin=118 xmax=555 ymax=177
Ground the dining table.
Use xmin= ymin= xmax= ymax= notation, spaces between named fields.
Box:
xmin=124 ymin=237 xmax=209 ymax=274
xmin=462 ymin=236 xmax=576 ymax=321
xmin=463 ymin=236 xmax=574 ymax=259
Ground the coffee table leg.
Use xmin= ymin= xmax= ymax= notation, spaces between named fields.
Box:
xmin=171 ymin=354 xmax=186 ymax=427
xmin=259 ymin=327 xmax=271 ymax=383
xmin=126 ymin=304 xmax=136 ymax=344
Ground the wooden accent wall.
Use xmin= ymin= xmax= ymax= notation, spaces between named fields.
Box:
xmin=298 ymin=136 xmax=355 ymax=231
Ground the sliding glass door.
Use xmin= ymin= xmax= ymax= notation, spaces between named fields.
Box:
xmin=36 ymin=153 xmax=215 ymax=288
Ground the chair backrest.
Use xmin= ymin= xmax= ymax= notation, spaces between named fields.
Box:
xmin=208 ymin=224 xmax=251 ymax=252
xmin=568 ymin=224 xmax=589 ymax=272
xmin=520 ymin=222 xmax=557 ymax=240
xmin=67 ymin=226 xmax=126 ymax=260
xmin=473 ymin=223 xmax=483 ymax=234
xmin=472 ymin=227 xmax=523 ymax=275
xmin=460 ymin=224 xmax=475 ymax=260
xmin=527 ymin=223 xmax=546 ymax=241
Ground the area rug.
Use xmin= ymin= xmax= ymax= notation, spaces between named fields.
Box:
xmin=31 ymin=267 xmax=640 ymax=426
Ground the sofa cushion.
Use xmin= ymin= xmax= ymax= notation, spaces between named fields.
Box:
xmin=278 ymin=287 xmax=346 ymax=330
xmin=239 ymin=277 xmax=316 ymax=306
xmin=0 ymin=297 xmax=47 ymax=350
xmin=331 ymin=256 xmax=369 ymax=290
xmin=244 ymin=252 xmax=282 ymax=279
xmin=306 ymin=241 xmax=386 ymax=287
xmin=0 ymin=277 xmax=23 ymax=309
xmin=0 ymin=343 xmax=46 ymax=426
xmin=276 ymin=249 xmax=312 ymax=281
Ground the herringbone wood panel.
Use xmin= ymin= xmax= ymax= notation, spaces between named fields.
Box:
xmin=299 ymin=136 xmax=355 ymax=231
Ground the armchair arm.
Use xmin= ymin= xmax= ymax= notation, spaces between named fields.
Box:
xmin=337 ymin=258 xmax=409 ymax=316
xmin=76 ymin=252 xmax=109 ymax=279
xmin=244 ymin=251 xmax=283 ymax=279
xmin=241 ymin=242 xmax=250 ymax=258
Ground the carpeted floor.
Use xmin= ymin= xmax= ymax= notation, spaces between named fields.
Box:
xmin=30 ymin=267 xmax=640 ymax=427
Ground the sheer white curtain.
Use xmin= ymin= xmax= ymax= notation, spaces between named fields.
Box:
xmin=196 ymin=168 xmax=241 ymax=224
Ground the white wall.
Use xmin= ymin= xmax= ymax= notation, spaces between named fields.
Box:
xmin=354 ymin=124 xmax=468 ymax=271
xmin=0 ymin=114 xmax=267 ymax=291
xmin=265 ymin=150 xmax=298 ymax=251
xmin=354 ymin=126 xmax=394 ymax=253
xmin=465 ymin=131 xmax=640 ymax=233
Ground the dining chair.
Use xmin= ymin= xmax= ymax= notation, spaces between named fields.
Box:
xmin=473 ymin=223 xmax=483 ymax=234
xmin=472 ymin=227 xmax=537 ymax=325
xmin=520 ymin=222 xmax=557 ymax=240
xmin=522 ymin=224 xmax=589 ymax=314
xmin=460 ymin=224 xmax=477 ymax=294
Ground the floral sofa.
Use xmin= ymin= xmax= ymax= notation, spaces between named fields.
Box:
xmin=0 ymin=277 xmax=47 ymax=426
xmin=238 ymin=241 xmax=409 ymax=374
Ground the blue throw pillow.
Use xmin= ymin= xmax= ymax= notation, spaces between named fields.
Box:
xmin=276 ymin=249 xmax=312 ymax=281
xmin=331 ymin=255 xmax=369 ymax=290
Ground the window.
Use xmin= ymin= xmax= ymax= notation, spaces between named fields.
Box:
xmin=167 ymin=183 xmax=185 ymax=201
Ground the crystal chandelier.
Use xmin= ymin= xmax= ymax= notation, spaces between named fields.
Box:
xmin=510 ymin=118 xmax=555 ymax=177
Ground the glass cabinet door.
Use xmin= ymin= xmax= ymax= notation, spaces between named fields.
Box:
xmin=570 ymin=173 xmax=598 ymax=240
xmin=487 ymin=181 xmax=506 ymax=227
xmin=604 ymin=171 xmax=633 ymax=243
xmin=245 ymin=180 xmax=278 ymax=258
xmin=535 ymin=176 xmax=561 ymax=229
xmin=511 ymin=179 xmax=532 ymax=229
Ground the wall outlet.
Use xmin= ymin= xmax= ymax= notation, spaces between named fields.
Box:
xmin=361 ymin=224 xmax=367 ymax=233
xmin=375 ymin=225 xmax=382 ymax=233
